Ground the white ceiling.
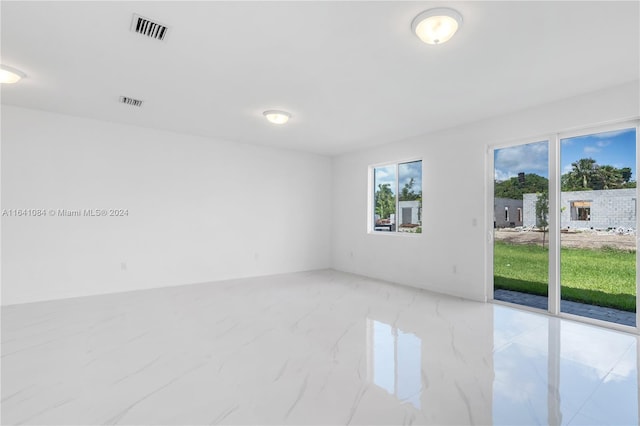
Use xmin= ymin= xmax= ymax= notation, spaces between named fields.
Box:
xmin=2 ymin=1 xmax=638 ymax=156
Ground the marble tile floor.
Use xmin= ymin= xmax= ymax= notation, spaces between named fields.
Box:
xmin=2 ymin=269 xmax=639 ymax=425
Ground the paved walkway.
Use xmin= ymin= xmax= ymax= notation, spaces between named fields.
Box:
xmin=494 ymin=289 xmax=636 ymax=327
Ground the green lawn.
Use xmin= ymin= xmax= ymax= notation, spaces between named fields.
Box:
xmin=494 ymin=241 xmax=636 ymax=312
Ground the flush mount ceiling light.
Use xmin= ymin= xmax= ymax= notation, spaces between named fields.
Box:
xmin=0 ymin=64 xmax=26 ymax=84
xmin=263 ymin=110 xmax=291 ymax=125
xmin=411 ymin=8 xmax=463 ymax=45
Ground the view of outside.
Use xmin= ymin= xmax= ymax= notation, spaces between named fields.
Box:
xmin=493 ymin=141 xmax=550 ymax=306
xmin=493 ymin=128 xmax=637 ymax=325
xmin=373 ymin=160 xmax=422 ymax=233
xmin=560 ymin=129 xmax=636 ymax=322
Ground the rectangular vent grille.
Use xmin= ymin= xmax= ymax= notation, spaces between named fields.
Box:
xmin=131 ymin=14 xmax=168 ymax=41
xmin=119 ymin=96 xmax=143 ymax=107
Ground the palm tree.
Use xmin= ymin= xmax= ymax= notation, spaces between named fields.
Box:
xmin=594 ymin=165 xmax=623 ymax=190
xmin=570 ymin=158 xmax=597 ymax=189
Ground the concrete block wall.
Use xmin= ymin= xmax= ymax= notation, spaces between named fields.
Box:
xmin=524 ymin=188 xmax=636 ymax=230
xmin=494 ymin=198 xmax=524 ymax=228
xmin=522 ymin=194 xmax=538 ymax=228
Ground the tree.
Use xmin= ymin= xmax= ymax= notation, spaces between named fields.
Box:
xmin=399 ymin=178 xmax=421 ymax=201
xmin=569 ymin=157 xmax=597 ymax=189
xmin=560 ymin=173 xmax=573 ymax=192
xmin=560 ymin=159 xmax=635 ymax=191
xmin=400 ymin=178 xmax=414 ymax=201
xmin=593 ymin=165 xmax=623 ymax=190
xmin=494 ymin=173 xmax=549 ymax=199
xmin=374 ymin=183 xmax=395 ymax=221
xmin=535 ymin=191 xmax=549 ymax=248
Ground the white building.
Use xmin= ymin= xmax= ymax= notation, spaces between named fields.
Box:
xmin=398 ymin=200 xmax=421 ymax=228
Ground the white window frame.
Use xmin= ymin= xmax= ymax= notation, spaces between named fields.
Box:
xmin=368 ymin=158 xmax=423 ymax=236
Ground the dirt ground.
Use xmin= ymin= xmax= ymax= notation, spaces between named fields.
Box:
xmin=495 ymin=229 xmax=637 ymax=250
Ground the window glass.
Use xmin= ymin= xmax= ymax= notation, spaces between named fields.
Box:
xmin=560 ymin=127 xmax=636 ymax=323
xmin=372 ymin=160 xmax=422 ymax=233
xmin=398 ymin=161 xmax=422 ymax=233
xmin=373 ymin=165 xmax=396 ymax=232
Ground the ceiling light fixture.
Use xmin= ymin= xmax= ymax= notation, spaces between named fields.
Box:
xmin=0 ymin=64 xmax=26 ymax=84
xmin=263 ymin=110 xmax=291 ymax=125
xmin=412 ymin=8 xmax=463 ymax=45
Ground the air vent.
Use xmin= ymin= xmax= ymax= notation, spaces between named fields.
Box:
xmin=119 ymin=96 xmax=143 ymax=107
xmin=130 ymin=14 xmax=168 ymax=41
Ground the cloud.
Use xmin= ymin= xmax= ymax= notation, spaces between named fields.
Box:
xmin=494 ymin=141 xmax=548 ymax=181
xmin=583 ymin=139 xmax=612 ymax=154
xmin=374 ymin=166 xmax=396 ymax=190
xmin=374 ymin=162 xmax=423 ymax=191
xmin=567 ymin=129 xmax=634 ymax=145
xmin=562 ymin=164 xmax=573 ymax=174
xmin=398 ymin=161 xmax=422 ymax=191
xmin=494 ymin=169 xmax=515 ymax=181
xmin=593 ymin=129 xmax=633 ymax=139
xmin=375 ymin=166 xmax=394 ymax=180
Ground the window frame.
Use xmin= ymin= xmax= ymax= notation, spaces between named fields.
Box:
xmin=368 ymin=158 xmax=423 ymax=236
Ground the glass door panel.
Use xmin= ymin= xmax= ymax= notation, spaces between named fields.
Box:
xmin=559 ymin=128 xmax=637 ymax=326
xmin=493 ymin=141 xmax=550 ymax=310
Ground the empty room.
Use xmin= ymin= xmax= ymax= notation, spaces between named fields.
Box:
xmin=2 ymin=1 xmax=639 ymax=425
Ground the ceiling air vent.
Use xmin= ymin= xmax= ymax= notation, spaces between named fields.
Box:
xmin=119 ymin=96 xmax=143 ymax=107
xmin=130 ymin=14 xmax=168 ymax=41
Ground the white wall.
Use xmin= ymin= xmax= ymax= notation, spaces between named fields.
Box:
xmin=331 ymin=80 xmax=640 ymax=302
xmin=3 ymin=81 xmax=638 ymax=306
xmin=1 ymin=106 xmax=331 ymax=305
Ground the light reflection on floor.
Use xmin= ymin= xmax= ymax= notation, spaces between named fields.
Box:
xmin=493 ymin=306 xmax=638 ymax=425
xmin=368 ymin=319 xmax=422 ymax=409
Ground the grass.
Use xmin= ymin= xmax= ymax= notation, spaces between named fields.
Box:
xmin=494 ymin=241 xmax=636 ymax=312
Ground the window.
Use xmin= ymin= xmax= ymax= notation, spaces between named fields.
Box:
xmin=570 ymin=201 xmax=591 ymax=221
xmin=504 ymin=207 xmax=509 ymax=222
xmin=517 ymin=208 xmax=522 ymax=222
xmin=372 ymin=160 xmax=422 ymax=233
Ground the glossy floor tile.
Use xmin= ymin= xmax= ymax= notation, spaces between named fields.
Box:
xmin=2 ymin=270 xmax=639 ymax=425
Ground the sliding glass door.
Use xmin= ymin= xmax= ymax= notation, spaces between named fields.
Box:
xmin=490 ymin=121 xmax=639 ymax=328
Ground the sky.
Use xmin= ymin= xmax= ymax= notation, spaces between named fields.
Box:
xmin=374 ymin=160 xmax=422 ymax=194
xmin=494 ymin=128 xmax=636 ymax=182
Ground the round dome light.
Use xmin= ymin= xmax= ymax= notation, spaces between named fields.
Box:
xmin=263 ymin=110 xmax=291 ymax=125
xmin=0 ymin=64 xmax=26 ymax=84
xmin=412 ymin=8 xmax=463 ymax=45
